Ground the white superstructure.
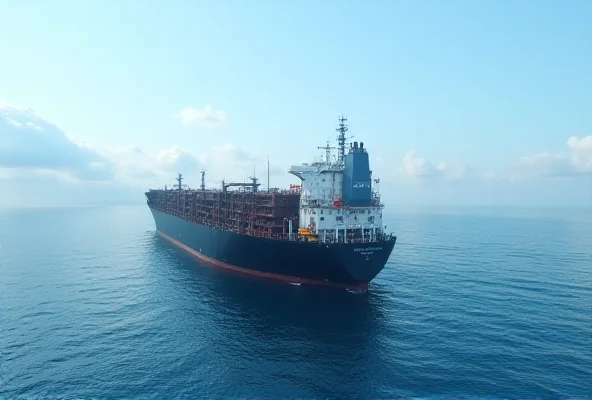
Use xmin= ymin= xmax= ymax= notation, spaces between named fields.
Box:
xmin=288 ymin=122 xmax=385 ymax=244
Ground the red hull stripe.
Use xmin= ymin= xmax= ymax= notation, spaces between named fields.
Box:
xmin=157 ymin=230 xmax=368 ymax=292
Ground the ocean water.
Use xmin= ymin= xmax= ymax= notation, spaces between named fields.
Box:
xmin=1 ymin=204 xmax=591 ymax=399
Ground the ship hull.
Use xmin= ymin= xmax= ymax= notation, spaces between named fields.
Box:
xmin=149 ymin=208 xmax=396 ymax=291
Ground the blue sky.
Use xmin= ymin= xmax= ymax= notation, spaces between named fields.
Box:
xmin=0 ymin=0 xmax=591 ymax=207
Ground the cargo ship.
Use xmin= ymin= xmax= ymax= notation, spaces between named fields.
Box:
xmin=145 ymin=116 xmax=396 ymax=292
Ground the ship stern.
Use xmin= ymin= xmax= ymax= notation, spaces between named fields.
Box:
xmin=332 ymin=235 xmax=396 ymax=290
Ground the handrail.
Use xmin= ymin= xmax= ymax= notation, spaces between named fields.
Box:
xmin=149 ymin=205 xmax=390 ymax=244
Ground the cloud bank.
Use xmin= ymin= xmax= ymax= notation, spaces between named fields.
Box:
xmin=512 ymin=136 xmax=592 ymax=179
xmin=0 ymin=101 xmax=113 ymax=181
xmin=0 ymin=101 xmax=288 ymax=207
xmin=400 ymin=151 xmax=471 ymax=180
xmin=391 ymin=135 xmax=592 ymax=184
xmin=1 ymin=100 xmax=590 ymax=208
xmin=176 ymin=105 xmax=227 ymax=128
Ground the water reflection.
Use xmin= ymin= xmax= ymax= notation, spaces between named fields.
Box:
xmin=165 ymin=237 xmax=386 ymax=319
xmin=151 ymin=234 xmax=394 ymax=397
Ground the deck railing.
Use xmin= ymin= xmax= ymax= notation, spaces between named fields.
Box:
xmin=149 ymin=205 xmax=393 ymax=244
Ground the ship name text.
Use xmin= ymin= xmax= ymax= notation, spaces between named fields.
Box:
xmin=354 ymin=246 xmax=383 ymax=255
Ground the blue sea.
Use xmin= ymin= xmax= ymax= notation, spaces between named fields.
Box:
xmin=1 ymin=204 xmax=591 ymax=399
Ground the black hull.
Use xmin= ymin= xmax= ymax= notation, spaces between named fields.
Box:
xmin=149 ymin=208 xmax=396 ymax=291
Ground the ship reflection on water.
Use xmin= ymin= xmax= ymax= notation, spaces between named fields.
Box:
xmin=152 ymin=234 xmax=395 ymax=398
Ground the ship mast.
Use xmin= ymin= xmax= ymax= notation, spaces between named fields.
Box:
xmin=336 ymin=114 xmax=348 ymax=164
xmin=200 ymin=170 xmax=206 ymax=190
xmin=176 ymin=173 xmax=183 ymax=191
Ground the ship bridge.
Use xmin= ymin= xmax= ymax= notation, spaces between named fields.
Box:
xmin=286 ymin=116 xmax=385 ymax=244
xmin=288 ymin=161 xmax=344 ymax=208
xmin=288 ymin=163 xmax=319 ymax=180
xmin=288 ymin=163 xmax=342 ymax=179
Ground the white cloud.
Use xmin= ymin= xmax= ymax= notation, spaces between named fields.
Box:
xmin=156 ymin=146 xmax=203 ymax=174
xmin=515 ymin=135 xmax=592 ymax=178
xmin=0 ymin=100 xmax=285 ymax=199
xmin=0 ymin=103 xmax=213 ymax=196
xmin=396 ymin=136 xmax=592 ymax=184
xmin=69 ymin=141 xmax=287 ymax=192
xmin=401 ymin=150 xmax=432 ymax=178
xmin=482 ymin=171 xmax=497 ymax=181
xmin=516 ymin=152 xmax=572 ymax=177
xmin=82 ymin=144 xmax=204 ymax=190
xmin=176 ymin=105 xmax=227 ymax=128
xmin=435 ymin=161 xmax=469 ymax=180
xmin=400 ymin=150 xmax=470 ymax=181
xmin=0 ymin=101 xmax=114 ymax=181
xmin=567 ymin=135 xmax=592 ymax=173
xmin=197 ymin=143 xmax=286 ymax=188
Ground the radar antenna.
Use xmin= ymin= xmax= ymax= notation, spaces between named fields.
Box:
xmin=317 ymin=140 xmax=337 ymax=165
